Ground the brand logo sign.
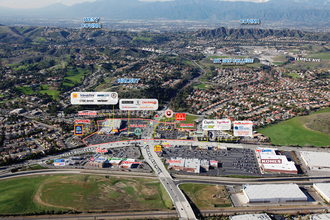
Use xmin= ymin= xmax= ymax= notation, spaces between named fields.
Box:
xmin=121 ymin=161 xmax=142 ymax=164
xmin=166 ymin=159 xmax=181 ymax=163
xmin=119 ymin=99 xmax=158 ymax=111
xmin=74 ymin=125 xmax=83 ymax=136
xmin=78 ymin=111 xmax=97 ymax=116
xmin=75 ymin=119 xmax=90 ymax=124
xmin=202 ymin=119 xmax=231 ymax=130
xmin=233 ymin=121 xmax=253 ymax=137
xmin=180 ymin=123 xmax=194 ymax=127
xmin=154 ymin=145 xmax=162 ymax=153
xmin=261 ymin=159 xmax=282 ymax=164
xmin=175 ymin=113 xmax=186 ymax=121
xmin=96 ymin=147 xmax=108 ymax=153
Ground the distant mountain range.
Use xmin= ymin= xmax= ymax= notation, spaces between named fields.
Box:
xmin=1 ymin=24 xmax=330 ymax=44
xmin=1 ymin=0 xmax=330 ymax=25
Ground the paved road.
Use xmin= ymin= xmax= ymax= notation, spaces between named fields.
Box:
xmin=141 ymin=143 xmax=197 ymax=220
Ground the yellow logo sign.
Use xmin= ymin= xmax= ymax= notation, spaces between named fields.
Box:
xmin=73 ymin=93 xmax=78 ymax=98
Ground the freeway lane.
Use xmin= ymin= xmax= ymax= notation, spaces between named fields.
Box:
xmin=141 ymin=143 xmax=197 ymax=220
xmin=3 ymin=211 xmax=178 ymax=220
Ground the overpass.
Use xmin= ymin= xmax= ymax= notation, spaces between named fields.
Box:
xmin=141 ymin=142 xmax=197 ymax=220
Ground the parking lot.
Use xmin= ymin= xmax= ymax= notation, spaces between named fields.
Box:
xmin=156 ymin=124 xmax=191 ymax=140
xmin=84 ymin=134 xmax=121 ymax=145
xmin=51 ymin=146 xmax=152 ymax=172
xmin=162 ymin=146 xmax=261 ymax=176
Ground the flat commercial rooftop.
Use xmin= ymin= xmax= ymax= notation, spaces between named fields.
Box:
xmin=257 ymin=148 xmax=297 ymax=174
xmin=230 ymin=214 xmax=271 ymax=220
xmin=313 ymin=183 xmax=330 ymax=202
xmin=243 ymin=184 xmax=307 ymax=203
xmin=300 ymin=151 xmax=330 ymax=168
xmin=311 ymin=214 xmax=330 ymax=220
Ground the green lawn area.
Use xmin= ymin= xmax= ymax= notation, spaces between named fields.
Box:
xmin=34 ymin=37 xmax=48 ymax=43
xmin=17 ymin=86 xmax=36 ymax=95
xmin=208 ymin=56 xmax=231 ymax=59
xmin=272 ymin=55 xmax=287 ymax=61
xmin=184 ymin=60 xmax=194 ymax=66
xmin=288 ymin=73 xmax=300 ymax=78
xmin=0 ymin=175 xmax=67 ymax=215
xmin=160 ymin=114 xmax=199 ymax=124
xmin=195 ymin=83 xmax=207 ymax=89
xmin=132 ymin=36 xmax=152 ymax=42
xmin=0 ymin=175 xmax=171 ymax=215
xmin=62 ymin=67 xmax=90 ymax=88
xmin=273 ymin=62 xmax=284 ymax=65
xmin=179 ymin=184 xmax=231 ymax=209
xmin=39 ymin=85 xmax=60 ymax=99
xmin=258 ymin=108 xmax=330 ymax=147
xmin=306 ymin=53 xmax=330 ymax=60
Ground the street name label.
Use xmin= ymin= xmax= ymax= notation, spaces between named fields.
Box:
xmin=71 ymin=92 xmax=118 ymax=105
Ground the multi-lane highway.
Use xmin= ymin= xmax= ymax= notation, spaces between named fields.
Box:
xmin=141 ymin=142 xmax=197 ymax=220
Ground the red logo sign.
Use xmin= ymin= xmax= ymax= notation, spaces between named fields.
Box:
xmin=96 ymin=147 xmax=108 ymax=153
xmin=166 ymin=159 xmax=181 ymax=163
xmin=75 ymin=119 xmax=90 ymax=124
xmin=121 ymin=161 xmax=142 ymax=164
xmin=165 ymin=109 xmax=173 ymax=118
xmin=78 ymin=111 xmax=97 ymax=115
xmin=261 ymin=159 xmax=282 ymax=164
xmin=180 ymin=123 xmax=194 ymax=127
xmin=175 ymin=113 xmax=186 ymax=121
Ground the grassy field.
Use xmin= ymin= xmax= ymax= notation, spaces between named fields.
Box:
xmin=179 ymin=184 xmax=231 ymax=209
xmin=38 ymin=175 xmax=171 ymax=212
xmin=0 ymin=174 xmax=172 ymax=215
xmin=63 ymin=67 xmax=89 ymax=87
xmin=17 ymin=86 xmax=36 ymax=95
xmin=284 ymin=61 xmax=330 ymax=70
xmin=132 ymin=36 xmax=152 ymax=42
xmin=195 ymin=83 xmax=208 ymax=89
xmin=0 ymin=176 xmax=67 ymax=215
xmin=208 ymin=56 xmax=231 ymax=59
xmin=288 ymin=73 xmax=300 ymax=78
xmin=272 ymin=55 xmax=287 ymax=61
xmin=160 ymin=114 xmax=199 ymax=124
xmin=273 ymin=62 xmax=284 ymax=65
xmin=39 ymin=85 xmax=60 ymax=99
xmin=306 ymin=52 xmax=330 ymax=60
xmin=258 ymin=108 xmax=330 ymax=147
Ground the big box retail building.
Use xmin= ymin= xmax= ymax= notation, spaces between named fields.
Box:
xmin=243 ymin=184 xmax=307 ymax=203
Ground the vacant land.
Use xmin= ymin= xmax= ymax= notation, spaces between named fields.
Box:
xmin=0 ymin=175 xmax=172 ymax=215
xmin=273 ymin=55 xmax=288 ymax=61
xmin=259 ymin=108 xmax=330 ymax=146
xmin=180 ymin=184 xmax=231 ymax=209
xmin=0 ymin=176 xmax=66 ymax=215
xmin=38 ymin=175 xmax=172 ymax=212
xmin=305 ymin=112 xmax=330 ymax=135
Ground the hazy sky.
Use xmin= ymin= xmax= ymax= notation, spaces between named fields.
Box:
xmin=0 ymin=0 xmax=270 ymax=9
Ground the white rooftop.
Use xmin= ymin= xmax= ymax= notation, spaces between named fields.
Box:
xmin=230 ymin=214 xmax=271 ymax=220
xmin=313 ymin=183 xmax=330 ymax=198
xmin=311 ymin=214 xmax=330 ymax=220
xmin=260 ymin=154 xmax=297 ymax=172
xmin=243 ymin=184 xmax=307 ymax=201
xmin=257 ymin=148 xmax=297 ymax=172
xmin=300 ymin=151 xmax=330 ymax=168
